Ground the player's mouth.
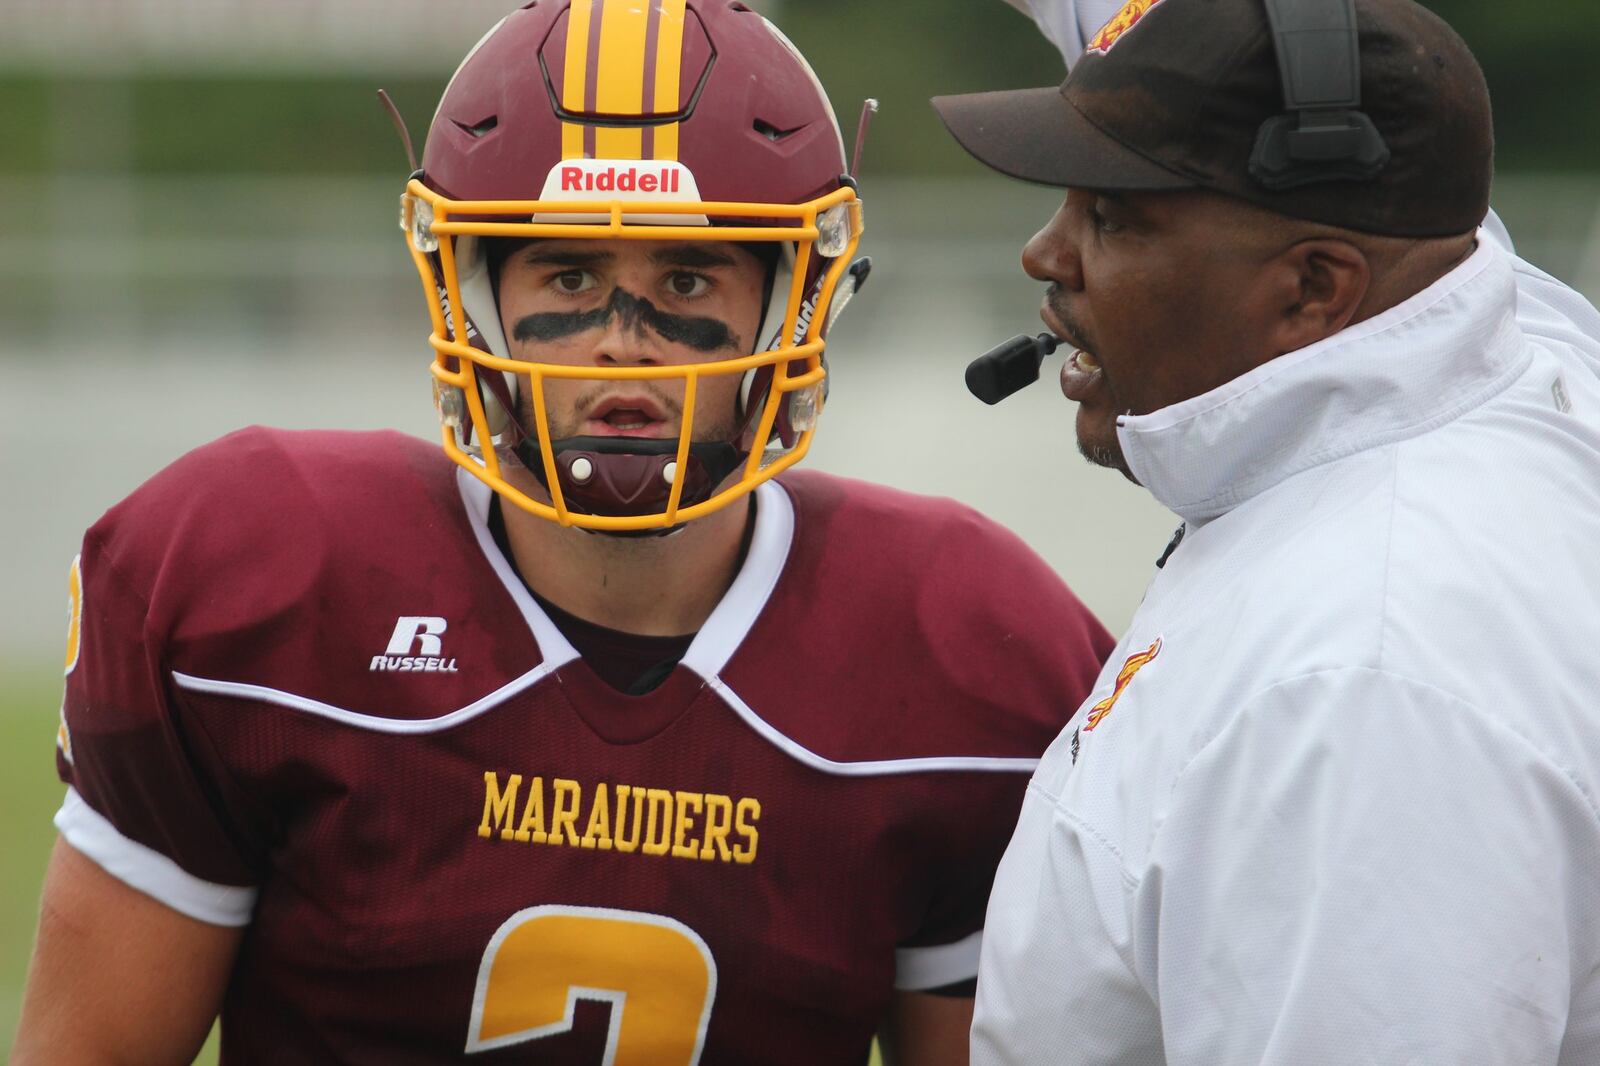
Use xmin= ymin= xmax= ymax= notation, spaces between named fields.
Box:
xmin=584 ymin=395 xmax=672 ymax=437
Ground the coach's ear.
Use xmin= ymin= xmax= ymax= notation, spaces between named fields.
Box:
xmin=1266 ymin=238 xmax=1369 ymax=357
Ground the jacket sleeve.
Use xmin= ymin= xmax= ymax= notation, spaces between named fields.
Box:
xmin=1143 ymin=667 xmax=1598 ymax=1064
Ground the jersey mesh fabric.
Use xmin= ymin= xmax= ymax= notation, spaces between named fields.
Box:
xmin=55 ymin=427 xmax=1114 ymax=1063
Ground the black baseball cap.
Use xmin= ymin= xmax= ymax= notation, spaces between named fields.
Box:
xmin=932 ymin=0 xmax=1492 ymax=237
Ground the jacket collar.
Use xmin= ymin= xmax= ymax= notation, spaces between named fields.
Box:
xmin=1118 ymin=236 xmax=1528 ymax=527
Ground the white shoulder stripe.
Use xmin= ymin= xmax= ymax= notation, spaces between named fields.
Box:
xmin=703 ymin=676 xmax=1041 ymax=777
xmin=55 ymin=787 xmax=257 ymax=927
xmin=679 ymin=483 xmax=1037 ymax=776
xmin=896 ymin=930 xmax=983 ymax=991
xmin=171 ymin=663 xmax=559 ymax=735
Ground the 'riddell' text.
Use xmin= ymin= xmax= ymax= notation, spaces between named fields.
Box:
xmin=560 ymin=165 xmax=681 ymax=194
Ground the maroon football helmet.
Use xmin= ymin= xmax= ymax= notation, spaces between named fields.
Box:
xmin=402 ymin=0 xmax=867 ymax=532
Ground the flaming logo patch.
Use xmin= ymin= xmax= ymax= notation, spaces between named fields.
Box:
xmin=1086 ymin=0 xmax=1166 ymax=56
xmin=1083 ymin=637 xmax=1161 ymax=731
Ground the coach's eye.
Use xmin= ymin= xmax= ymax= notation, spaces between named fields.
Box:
xmin=666 ymin=272 xmax=710 ymax=298
xmin=1087 ymin=200 xmax=1123 ymax=236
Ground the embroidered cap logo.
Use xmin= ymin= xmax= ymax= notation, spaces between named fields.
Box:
xmin=1086 ymin=0 xmax=1166 ymax=55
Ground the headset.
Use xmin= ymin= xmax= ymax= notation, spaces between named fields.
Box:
xmin=1249 ymin=0 xmax=1390 ymax=189
xmin=968 ymin=0 xmax=1391 ymax=404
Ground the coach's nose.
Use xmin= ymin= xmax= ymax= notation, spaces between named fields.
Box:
xmin=1023 ymin=195 xmax=1085 ymax=293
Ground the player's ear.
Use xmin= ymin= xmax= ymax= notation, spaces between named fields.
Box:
xmin=1268 ymin=239 xmax=1370 ymax=356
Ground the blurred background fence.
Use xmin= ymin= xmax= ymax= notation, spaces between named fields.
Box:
xmin=2 ymin=0 xmax=1599 ymax=1047
xmin=3 ymin=0 xmax=1598 ymax=663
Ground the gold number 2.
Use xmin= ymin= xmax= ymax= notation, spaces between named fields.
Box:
xmin=465 ymin=905 xmax=717 ymax=1062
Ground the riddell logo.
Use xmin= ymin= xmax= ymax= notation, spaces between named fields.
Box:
xmin=371 ymin=616 xmax=459 ymax=673
xmin=559 ymin=164 xmax=680 ymax=195
xmin=537 ymin=158 xmax=704 ymax=209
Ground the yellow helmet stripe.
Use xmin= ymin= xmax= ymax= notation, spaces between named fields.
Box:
xmin=592 ymin=0 xmax=648 ymax=158
xmin=560 ymin=0 xmax=596 ymax=158
xmin=647 ymin=0 xmax=687 ymax=160
xmin=559 ymin=0 xmax=689 ymax=162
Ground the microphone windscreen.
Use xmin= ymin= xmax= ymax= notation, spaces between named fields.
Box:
xmin=966 ymin=334 xmax=1055 ymax=405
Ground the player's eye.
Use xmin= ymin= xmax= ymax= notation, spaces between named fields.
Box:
xmin=552 ymin=270 xmax=597 ymax=294
xmin=666 ymin=272 xmax=710 ymax=298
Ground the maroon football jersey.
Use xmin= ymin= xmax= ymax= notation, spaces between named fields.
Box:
xmin=54 ymin=427 xmax=1113 ymax=1064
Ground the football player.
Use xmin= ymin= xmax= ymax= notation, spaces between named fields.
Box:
xmin=12 ymin=2 xmax=1113 ymax=1062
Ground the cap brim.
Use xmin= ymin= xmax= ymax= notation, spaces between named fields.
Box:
xmin=932 ymin=86 xmax=1194 ymax=191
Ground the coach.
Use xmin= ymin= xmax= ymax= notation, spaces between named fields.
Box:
xmin=935 ymin=0 xmax=1600 ymax=1061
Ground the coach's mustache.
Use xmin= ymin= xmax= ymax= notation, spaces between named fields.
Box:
xmin=512 ymin=288 xmax=741 ymax=353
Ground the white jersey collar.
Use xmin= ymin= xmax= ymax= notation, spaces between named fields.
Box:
xmin=679 ymin=479 xmax=794 ymax=680
xmin=455 ymin=468 xmax=793 ymax=675
xmin=1117 ymin=236 xmax=1528 ymax=526
xmin=456 ymin=467 xmax=581 ymax=668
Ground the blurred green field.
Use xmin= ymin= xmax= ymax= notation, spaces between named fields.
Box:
xmin=0 ymin=665 xmax=223 ymax=1062
xmin=0 ymin=665 xmax=69 ymax=1055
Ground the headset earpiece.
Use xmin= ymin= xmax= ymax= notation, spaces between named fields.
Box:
xmin=1249 ymin=0 xmax=1390 ymax=190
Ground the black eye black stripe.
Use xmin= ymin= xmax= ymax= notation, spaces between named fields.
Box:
xmin=512 ymin=288 xmax=738 ymax=353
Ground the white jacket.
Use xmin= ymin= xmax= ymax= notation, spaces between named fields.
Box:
xmin=972 ymin=236 xmax=1600 ymax=1064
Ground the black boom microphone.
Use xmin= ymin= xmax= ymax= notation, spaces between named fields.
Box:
xmin=965 ymin=333 xmax=1059 ymax=405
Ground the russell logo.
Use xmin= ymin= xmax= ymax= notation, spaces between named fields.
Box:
xmin=371 ymin=616 xmax=459 ymax=673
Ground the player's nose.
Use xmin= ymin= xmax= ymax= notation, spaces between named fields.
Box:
xmin=591 ymin=301 xmax=664 ymax=367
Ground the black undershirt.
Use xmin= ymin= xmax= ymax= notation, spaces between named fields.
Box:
xmin=487 ymin=497 xmax=752 ymax=695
